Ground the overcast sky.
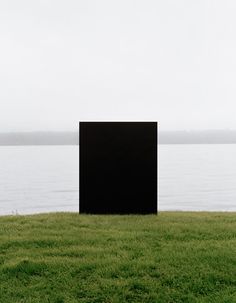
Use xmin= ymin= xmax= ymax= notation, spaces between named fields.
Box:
xmin=1 ymin=0 xmax=236 ymax=131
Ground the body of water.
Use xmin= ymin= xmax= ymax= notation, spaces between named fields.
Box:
xmin=0 ymin=145 xmax=235 ymax=215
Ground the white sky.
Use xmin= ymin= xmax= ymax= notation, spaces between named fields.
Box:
xmin=1 ymin=0 xmax=236 ymax=131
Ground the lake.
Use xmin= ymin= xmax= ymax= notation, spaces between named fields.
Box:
xmin=0 ymin=145 xmax=235 ymax=215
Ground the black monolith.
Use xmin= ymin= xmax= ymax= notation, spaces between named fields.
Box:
xmin=79 ymin=122 xmax=157 ymax=214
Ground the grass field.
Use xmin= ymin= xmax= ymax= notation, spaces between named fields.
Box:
xmin=0 ymin=212 xmax=235 ymax=303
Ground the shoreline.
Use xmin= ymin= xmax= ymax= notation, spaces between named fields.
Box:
xmin=0 ymin=210 xmax=236 ymax=218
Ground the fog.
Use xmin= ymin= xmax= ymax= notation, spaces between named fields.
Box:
xmin=1 ymin=0 xmax=236 ymax=131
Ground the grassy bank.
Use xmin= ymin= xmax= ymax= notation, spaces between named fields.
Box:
xmin=0 ymin=212 xmax=235 ymax=303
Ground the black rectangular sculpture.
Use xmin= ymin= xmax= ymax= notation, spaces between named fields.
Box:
xmin=79 ymin=122 xmax=157 ymax=214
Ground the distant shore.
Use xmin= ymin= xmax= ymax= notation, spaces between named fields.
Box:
xmin=2 ymin=130 xmax=236 ymax=145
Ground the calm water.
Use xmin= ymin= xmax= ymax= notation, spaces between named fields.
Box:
xmin=0 ymin=145 xmax=235 ymax=215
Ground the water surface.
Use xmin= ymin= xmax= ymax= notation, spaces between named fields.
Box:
xmin=0 ymin=145 xmax=235 ymax=215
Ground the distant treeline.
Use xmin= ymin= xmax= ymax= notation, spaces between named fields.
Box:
xmin=0 ymin=132 xmax=79 ymax=145
xmin=1 ymin=130 xmax=236 ymax=145
xmin=159 ymin=130 xmax=236 ymax=144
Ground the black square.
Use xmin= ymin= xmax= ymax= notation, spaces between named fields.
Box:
xmin=79 ymin=122 xmax=157 ymax=214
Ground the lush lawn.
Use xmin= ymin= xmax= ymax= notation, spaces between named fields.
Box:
xmin=0 ymin=212 xmax=235 ymax=303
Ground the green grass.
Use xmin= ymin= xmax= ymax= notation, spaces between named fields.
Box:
xmin=0 ymin=212 xmax=235 ymax=303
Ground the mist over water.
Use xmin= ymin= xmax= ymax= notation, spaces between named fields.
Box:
xmin=0 ymin=145 xmax=235 ymax=215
